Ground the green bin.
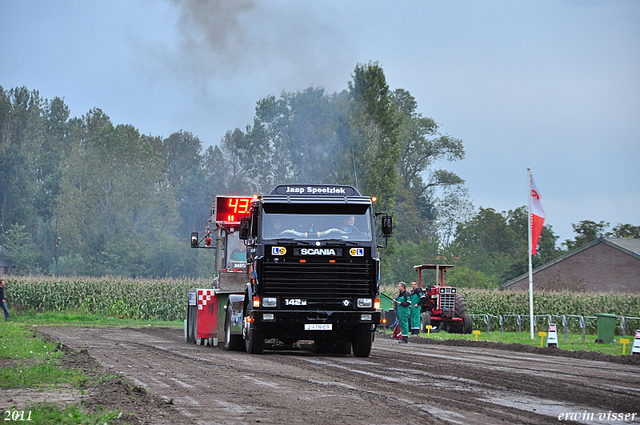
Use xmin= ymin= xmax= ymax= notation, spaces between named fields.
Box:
xmin=594 ymin=313 xmax=617 ymax=344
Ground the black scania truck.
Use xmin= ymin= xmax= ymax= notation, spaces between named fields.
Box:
xmin=238 ymin=184 xmax=392 ymax=357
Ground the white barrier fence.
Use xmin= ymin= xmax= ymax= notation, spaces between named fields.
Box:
xmin=469 ymin=314 xmax=640 ymax=341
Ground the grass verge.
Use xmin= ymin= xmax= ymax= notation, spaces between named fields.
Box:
xmin=0 ymin=321 xmax=86 ymax=388
xmin=5 ymin=404 xmax=124 ymax=425
xmin=0 ymin=320 xmax=124 ymax=424
xmin=11 ymin=308 xmax=184 ymax=328
xmin=387 ymin=327 xmax=636 ymax=356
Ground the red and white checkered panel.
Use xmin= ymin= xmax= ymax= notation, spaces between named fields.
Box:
xmin=197 ymin=289 xmax=213 ymax=310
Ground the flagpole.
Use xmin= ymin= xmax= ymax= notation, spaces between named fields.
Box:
xmin=527 ymin=168 xmax=534 ymax=339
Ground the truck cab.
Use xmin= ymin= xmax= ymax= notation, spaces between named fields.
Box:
xmin=239 ymin=184 xmax=391 ymax=356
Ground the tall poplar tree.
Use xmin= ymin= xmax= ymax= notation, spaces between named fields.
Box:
xmin=338 ymin=61 xmax=400 ymax=213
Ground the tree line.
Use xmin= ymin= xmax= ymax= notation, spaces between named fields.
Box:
xmin=1 ymin=62 xmax=637 ymax=286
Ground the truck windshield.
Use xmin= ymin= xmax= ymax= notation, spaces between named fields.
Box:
xmin=262 ymin=208 xmax=373 ymax=242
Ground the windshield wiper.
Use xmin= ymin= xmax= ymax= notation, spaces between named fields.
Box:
xmin=274 ymin=238 xmax=312 ymax=245
xmin=323 ymin=239 xmax=360 ymax=246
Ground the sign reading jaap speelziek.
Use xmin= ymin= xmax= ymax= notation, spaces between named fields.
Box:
xmin=271 ymin=185 xmax=358 ymax=196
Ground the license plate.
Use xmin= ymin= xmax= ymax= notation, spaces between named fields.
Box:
xmin=304 ymin=324 xmax=332 ymax=331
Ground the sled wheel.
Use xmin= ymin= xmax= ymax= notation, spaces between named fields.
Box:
xmin=224 ymin=305 xmax=244 ymax=351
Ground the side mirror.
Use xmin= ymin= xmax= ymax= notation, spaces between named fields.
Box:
xmin=381 ymin=215 xmax=393 ymax=237
xmin=239 ymin=217 xmax=250 ymax=240
xmin=190 ymin=232 xmax=199 ymax=248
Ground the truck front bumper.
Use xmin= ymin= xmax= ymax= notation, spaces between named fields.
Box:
xmin=251 ymin=310 xmax=380 ymax=341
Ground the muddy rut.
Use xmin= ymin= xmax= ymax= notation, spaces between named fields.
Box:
xmin=31 ymin=326 xmax=640 ymax=425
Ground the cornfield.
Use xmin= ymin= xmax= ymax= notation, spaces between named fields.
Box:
xmin=5 ymin=278 xmax=640 ymax=329
xmin=461 ymin=289 xmax=640 ymax=317
xmin=466 ymin=289 xmax=640 ymax=333
xmin=5 ymin=276 xmax=211 ymax=321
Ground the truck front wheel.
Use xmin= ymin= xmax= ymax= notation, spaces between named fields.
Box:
xmin=245 ymin=319 xmax=265 ymax=354
xmin=352 ymin=324 xmax=373 ymax=357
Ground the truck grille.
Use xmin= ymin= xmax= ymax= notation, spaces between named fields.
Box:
xmin=262 ymin=262 xmax=373 ymax=309
xmin=440 ymin=294 xmax=456 ymax=311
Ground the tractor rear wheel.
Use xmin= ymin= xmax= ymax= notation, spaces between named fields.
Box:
xmin=462 ymin=312 xmax=473 ymax=334
xmin=449 ymin=293 xmax=473 ymax=334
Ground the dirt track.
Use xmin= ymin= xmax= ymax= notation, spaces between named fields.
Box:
xmin=30 ymin=326 xmax=640 ymax=424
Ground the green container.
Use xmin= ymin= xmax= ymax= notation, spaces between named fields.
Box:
xmin=595 ymin=313 xmax=617 ymax=344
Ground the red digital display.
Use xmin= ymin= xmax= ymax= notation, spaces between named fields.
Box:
xmin=215 ymin=196 xmax=252 ymax=224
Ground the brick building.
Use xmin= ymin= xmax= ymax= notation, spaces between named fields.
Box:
xmin=502 ymin=238 xmax=640 ymax=293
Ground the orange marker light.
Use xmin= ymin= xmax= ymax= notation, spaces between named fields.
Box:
xmin=253 ymin=297 xmax=260 ymax=308
xmin=300 ymin=259 xmax=306 ymax=263
xmin=374 ymin=298 xmax=380 ymax=310
xmin=371 ymin=196 xmax=377 ymax=202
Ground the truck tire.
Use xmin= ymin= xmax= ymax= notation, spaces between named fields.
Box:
xmin=245 ymin=319 xmax=265 ymax=354
xmin=224 ymin=305 xmax=244 ymax=351
xmin=353 ymin=324 xmax=373 ymax=357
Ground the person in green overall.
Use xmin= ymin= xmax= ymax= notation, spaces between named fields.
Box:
xmin=410 ymin=281 xmax=422 ymax=335
xmin=396 ymin=282 xmax=411 ymax=343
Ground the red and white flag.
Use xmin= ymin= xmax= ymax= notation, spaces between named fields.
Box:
xmin=530 ymin=175 xmax=546 ymax=255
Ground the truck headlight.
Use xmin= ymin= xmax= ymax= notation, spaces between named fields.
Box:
xmin=360 ymin=314 xmax=372 ymax=322
xmin=262 ymin=297 xmax=277 ymax=307
xmin=263 ymin=313 xmax=275 ymax=321
xmin=357 ymin=298 xmax=372 ymax=308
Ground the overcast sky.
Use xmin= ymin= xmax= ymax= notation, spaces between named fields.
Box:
xmin=2 ymin=0 xmax=639 ymax=244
